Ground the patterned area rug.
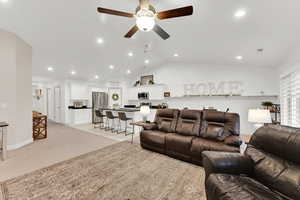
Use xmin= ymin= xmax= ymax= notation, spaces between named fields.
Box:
xmin=0 ymin=142 xmax=206 ymax=200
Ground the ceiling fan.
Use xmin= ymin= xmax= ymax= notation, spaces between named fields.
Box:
xmin=97 ymin=0 xmax=193 ymax=40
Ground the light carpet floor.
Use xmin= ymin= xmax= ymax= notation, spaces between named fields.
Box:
xmin=0 ymin=142 xmax=206 ymax=200
xmin=71 ymin=123 xmax=141 ymax=142
xmin=0 ymin=121 xmax=119 ymax=181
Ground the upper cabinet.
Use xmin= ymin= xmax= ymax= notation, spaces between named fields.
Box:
xmin=70 ymin=82 xmax=89 ymax=99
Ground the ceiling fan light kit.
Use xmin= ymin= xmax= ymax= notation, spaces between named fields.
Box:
xmin=97 ymin=0 xmax=193 ymax=40
xmin=136 ymin=9 xmax=156 ymax=32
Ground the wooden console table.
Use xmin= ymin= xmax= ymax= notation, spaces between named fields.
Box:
xmin=0 ymin=122 xmax=8 ymax=161
xmin=33 ymin=112 xmax=47 ymax=140
xmin=243 ymin=135 xmax=252 ymax=144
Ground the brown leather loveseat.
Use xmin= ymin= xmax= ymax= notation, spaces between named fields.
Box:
xmin=140 ymin=109 xmax=241 ymax=165
xmin=202 ymin=125 xmax=300 ymax=200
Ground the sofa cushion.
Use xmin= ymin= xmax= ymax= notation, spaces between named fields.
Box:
xmin=201 ymin=111 xmax=240 ymax=139
xmin=158 ymin=119 xmax=173 ymax=132
xmin=206 ymin=174 xmax=289 ymax=200
xmin=250 ymin=125 xmax=300 ymax=164
xmin=140 ymin=130 xmax=168 ymax=153
xmin=202 ymin=122 xmax=224 ymax=140
xmin=190 ymin=138 xmax=239 ymax=162
xmin=175 ymin=110 xmax=202 ymax=136
xmin=245 ymin=125 xmax=300 ymax=200
xmin=165 ymin=133 xmax=193 ymax=161
xmin=155 ymin=109 xmax=180 ymax=133
xmin=245 ymin=146 xmax=300 ymax=200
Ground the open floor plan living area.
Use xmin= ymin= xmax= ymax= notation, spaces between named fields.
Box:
xmin=1 ymin=0 xmax=300 ymax=199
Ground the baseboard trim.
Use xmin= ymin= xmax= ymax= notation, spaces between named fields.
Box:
xmin=7 ymin=138 xmax=33 ymax=150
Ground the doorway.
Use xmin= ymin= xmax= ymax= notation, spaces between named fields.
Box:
xmin=46 ymin=88 xmax=52 ymax=119
xmin=54 ymin=87 xmax=61 ymax=123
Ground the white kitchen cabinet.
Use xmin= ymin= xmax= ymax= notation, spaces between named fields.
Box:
xmin=70 ymin=83 xmax=89 ymax=99
xmin=68 ymin=109 xmax=92 ymax=125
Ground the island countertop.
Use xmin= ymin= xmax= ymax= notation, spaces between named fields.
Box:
xmin=101 ymin=108 xmax=140 ymax=112
xmin=100 ymin=108 xmax=160 ymax=112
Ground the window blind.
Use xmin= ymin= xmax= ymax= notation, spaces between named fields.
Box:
xmin=280 ymin=69 xmax=300 ymax=127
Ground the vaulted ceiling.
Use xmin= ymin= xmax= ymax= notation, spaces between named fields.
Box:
xmin=1 ymin=0 xmax=300 ymax=82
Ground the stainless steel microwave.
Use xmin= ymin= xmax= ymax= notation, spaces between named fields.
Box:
xmin=138 ymin=92 xmax=149 ymax=100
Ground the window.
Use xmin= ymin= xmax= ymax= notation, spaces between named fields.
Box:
xmin=280 ymin=69 xmax=300 ymax=127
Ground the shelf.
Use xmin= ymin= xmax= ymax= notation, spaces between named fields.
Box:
xmin=131 ymin=84 xmax=166 ymax=88
xmin=164 ymin=95 xmax=279 ymax=99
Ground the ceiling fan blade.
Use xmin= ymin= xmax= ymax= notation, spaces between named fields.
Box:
xmin=97 ymin=7 xmax=134 ymax=18
xmin=124 ymin=25 xmax=139 ymax=38
xmin=157 ymin=6 xmax=193 ymax=20
xmin=139 ymin=0 xmax=149 ymax=9
xmin=153 ymin=24 xmax=170 ymax=40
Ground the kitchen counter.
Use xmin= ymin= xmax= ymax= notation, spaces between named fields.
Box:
xmin=101 ymin=108 xmax=140 ymax=112
xmin=100 ymin=107 xmax=162 ymax=112
xmin=68 ymin=108 xmax=92 ymax=125
xmin=100 ymin=108 xmax=157 ymax=134
xmin=68 ymin=106 xmax=92 ymax=110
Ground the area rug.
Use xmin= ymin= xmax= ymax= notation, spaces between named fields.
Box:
xmin=0 ymin=142 xmax=206 ymax=200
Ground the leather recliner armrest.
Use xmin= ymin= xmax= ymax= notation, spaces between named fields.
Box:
xmin=202 ymin=151 xmax=253 ymax=180
xmin=224 ymin=136 xmax=242 ymax=147
xmin=142 ymin=122 xmax=158 ymax=130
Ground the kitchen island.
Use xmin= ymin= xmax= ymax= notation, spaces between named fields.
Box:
xmin=68 ymin=107 xmax=158 ymax=133
xmin=101 ymin=108 xmax=157 ymax=134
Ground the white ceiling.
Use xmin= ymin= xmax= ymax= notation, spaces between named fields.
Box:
xmin=1 ymin=0 xmax=300 ymax=82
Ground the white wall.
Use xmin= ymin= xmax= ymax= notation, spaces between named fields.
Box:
xmin=128 ymin=62 xmax=280 ymax=134
xmin=0 ymin=29 xmax=32 ymax=149
xmin=278 ymin=47 xmax=300 ymax=77
xmin=143 ymin=63 xmax=279 ymax=97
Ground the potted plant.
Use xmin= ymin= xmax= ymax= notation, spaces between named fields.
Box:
xmin=148 ymin=80 xmax=154 ymax=85
xmin=261 ymin=101 xmax=274 ymax=111
xmin=134 ymin=81 xmax=140 ymax=87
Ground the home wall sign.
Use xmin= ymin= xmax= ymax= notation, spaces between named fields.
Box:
xmin=183 ymin=81 xmax=244 ymax=96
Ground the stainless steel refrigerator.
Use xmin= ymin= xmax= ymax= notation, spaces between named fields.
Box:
xmin=92 ymin=92 xmax=108 ymax=124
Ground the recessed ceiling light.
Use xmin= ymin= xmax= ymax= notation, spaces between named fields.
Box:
xmin=94 ymin=75 xmax=99 ymax=79
xmin=0 ymin=0 xmax=8 ymax=3
xmin=236 ymin=56 xmax=243 ymax=60
xmin=126 ymin=70 xmax=131 ymax=74
xmin=144 ymin=59 xmax=150 ymax=64
xmin=109 ymin=65 xmax=115 ymax=69
xmin=174 ymin=53 xmax=179 ymax=57
xmin=97 ymin=38 xmax=104 ymax=44
xmin=47 ymin=67 xmax=54 ymax=71
xmin=234 ymin=10 xmax=246 ymax=18
xmin=71 ymin=70 xmax=76 ymax=75
xmin=128 ymin=52 xmax=133 ymax=57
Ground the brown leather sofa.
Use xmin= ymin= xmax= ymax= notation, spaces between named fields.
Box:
xmin=202 ymin=125 xmax=300 ymax=200
xmin=140 ymin=109 xmax=241 ymax=165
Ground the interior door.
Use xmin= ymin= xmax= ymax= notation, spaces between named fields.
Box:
xmin=54 ymin=87 xmax=61 ymax=123
xmin=46 ymin=88 xmax=53 ymax=119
